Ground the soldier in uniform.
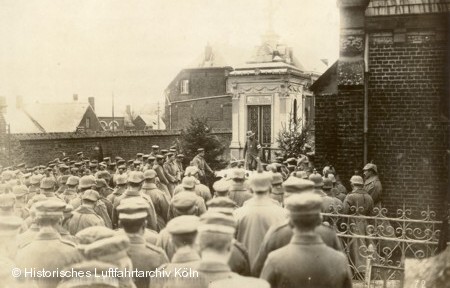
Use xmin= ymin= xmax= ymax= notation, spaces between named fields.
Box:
xmin=191 ymin=212 xmax=269 ymax=288
xmin=153 ymin=215 xmax=200 ymax=288
xmin=67 ymin=189 xmax=106 ymax=235
xmin=233 ymin=168 xmax=287 ymax=265
xmin=191 ymin=148 xmax=214 ymax=184
xmin=252 ymin=177 xmax=343 ymax=277
xmin=179 ymin=176 xmax=212 ymax=203
xmin=57 ymin=261 xmax=120 ymax=288
xmin=15 ymin=200 xmax=83 ymax=288
xmin=328 ymin=174 xmax=347 ymax=202
xmin=140 ymin=169 xmax=169 ymax=231
xmin=260 ymin=193 xmax=352 ymax=288
xmin=12 ymin=184 xmax=30 ymax=219
xmin=94 ymin=178 xmax=114 ymax=219
xmin=228 ymin=168 xmax=252 ymax=207
xmin=174 ymin=166 xmax=212 ymax=199
xmin=163 ymin=152 xmax=179 ymax=196
xmin=117 ymin=198 xmax=169 ymax=288
xmin=243 ymin=131 xmax=262 ymax=171
xmin=322 ymin=177 xmax=343 ymax=213
xmin=154 ymin=155 xmax=171 ymax=197
xmin=26 ymin=174 xmax=41 ymax=203
xmin=269 ymin=172 xmax=284 ymax=205
xmin=149 ymin=145 xmax=160 ymax=158
xmin=60 ymin=176 xmax=79 ymax=204
xmin=309 ymin=172 xmax=336 ymax=213
xmin=175 ymin=154 xmax=185 ymax=180
xmin=107 ymin=174 xmax=127 ymax=205
xmin=111 ymin=171 xmax=157 ymax=231
xmin=363 ymin=163 xmax=382 ymax=206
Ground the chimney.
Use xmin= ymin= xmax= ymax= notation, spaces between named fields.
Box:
xmin=0 ymin=96 xmax=7 ymax=113
xmin=73 ymin=94 xmax=78 ymax=102
xmin=126 ymin=105 xmax=131 ymax=116
xmin=88 ymin=97 xmax=95 ymax=111
xmin=16 ymin=95 xmax=23 ymax=109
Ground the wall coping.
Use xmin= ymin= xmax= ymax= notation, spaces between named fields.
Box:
xmin=14 ymin=128 xmax=232 ymax=140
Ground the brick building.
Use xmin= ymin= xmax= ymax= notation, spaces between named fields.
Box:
xmin=311 ymin=0 xmax=449 ymax=215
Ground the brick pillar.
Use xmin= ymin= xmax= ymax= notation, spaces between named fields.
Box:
xmin=336 ymin=0 xmax=369 ymax=184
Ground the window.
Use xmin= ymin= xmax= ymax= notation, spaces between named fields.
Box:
xmin=293 ymin=99 xmax=298 ymax=124
xmin=86 ymin=117 xmax=90 ymax=129
xmin=180 ymin=79 xmax=189 ymax=94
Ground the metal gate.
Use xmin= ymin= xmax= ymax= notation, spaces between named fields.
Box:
xmin=247 ymin=105 xmax=271 ymax=145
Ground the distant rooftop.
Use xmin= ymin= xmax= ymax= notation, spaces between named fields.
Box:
xmin=366 ymin=0 xmax=450 ymax=16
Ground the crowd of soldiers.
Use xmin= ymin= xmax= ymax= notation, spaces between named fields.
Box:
xmin=0 ymin=142 xmax=383 ymax=288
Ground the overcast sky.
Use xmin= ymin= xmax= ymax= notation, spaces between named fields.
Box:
xmin=0 ymin=0 xmax=339 ymax=116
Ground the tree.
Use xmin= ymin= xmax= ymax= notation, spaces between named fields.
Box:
xmin=179 ymin=117 xmax=227 ymax=171
xmin=276 ymin=114 xmax=314 ymax=158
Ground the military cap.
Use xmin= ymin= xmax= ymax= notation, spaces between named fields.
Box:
xmin=136 ymin=153 xmax=143 ymax=157
xmin=182 ymin=176 xmax=196 ymax=189
xmin=69 ymin=161 xmax=76 ymax=165
xmin=70 ymin=167 xmax=79 ymax=173
xmin=114 ymin=156 xmax=121 ymax=161
xmin=95 ymin=178 xmax=109 ymax=188
xmin=117 ymin=164 xmax=126 ymax=170
xmin=176 ymin=154 xmax=185 ymax=158
xmin=166 ymin=215 xmax=200 ymax=235
xmin=308 ymin=173 xmax=324 ymax=188
xmin=142 ymin=155 xmax=149 ymax=159
xmin=156 ymin=154 xmax=165 ymax=160
xmin=115 ymin=175 xmax=127 ymax=185
xmin=282 ymin=177 xmax=314 ymax=193
xmin=212 ymin=179 xmax=230 ymax=194
xmin=96 ymin=171 xmax=111 ymax=179
xmin=170 ymin=145 xmax=177 ymax=149
xmin=117 ymin=197 xmax=150 ymax=220
xmin=88 ymin=163 xmax=97 ymax=168
xmin=103 ymin=157 xmax=111 ymax=162
xmin=84 ymin=160 xmax=90 ymax=164
xmin=76 ymin=152 xmax=83 ymax=156
xmin=248 ymin=171 xmax=272 ymax=193
xmin=172 ymin=192 xmax=197 ymax=210
xmin=166 ymin=152 xmax=174 ymax=157
xmin=160 ymin=149 xmax=168 ymax=154
xmin=127 ymin=160 xmax=133 ymax=165
xmin=79 ymin=175 xmax=96 ymax=189
xmin=127 ymin=171 xmax=144 ymax=183
xmin=34 ymin=199 xmax=66 ymax=217
xmin=0 ymin=193 xmax=15 ymax=208
xmin=76 ymin=226 xmax=117 ymax=245
xmin=184 ymin=166 xmax=199 ymax=176
xmin=133 ymin=160 xmax=141 ymax=165
xmin=328 ymin=174 xmax=337 ymax=183
xmin=350 ymin=175 xmax=364 ymax=186
xmin=83 ymin=234 xmax=130 ymax=259
xmin=58 ymin=261 xmax=120 ymax=288
xmin=30 ymin=174 xmax=41 ymax=185
xmin=143 ymin=169 xmax=157 ymax=180
xmin=230 ymin=168 xmax=246 ymax=180
xmin=47 ymin=165 xmax=54 ymax=170
xmin=99 ymin=162 xmax=107 ymax=168
xmin=117 ymin=159 xmax=126 ymax=165
xmin=16 ymin=163 xmax=25 ymax=168
xmin=363 ymin=163 xmax=378 ymax=174
xmin=148 ymin=156 xmax=156 ymax=161
xmin=74 ymin=162 xmax=83 ymax=167
xmin=285 ymin=192 xmax=323 ymax=215
xmin=169 ymin=148 xmax=177 ymax=153
xmin=62 ymin=157 xmax=70 ymax=162
xmin=272 ymin=173 xmax=283 ymax=185
xmin=292 ymin=171 xmax=309 ymax=179
xmin=59 ymin=175 xmax=70 ymax=185
xmin=197 ymin=148 xmax=205 ymax=152
xmin=12 ymin=185 xmax=28 ymax=197
xmin=23 ymin=172 xmax=32 ymax=178
xmin=198 ymin=212 xmax=236 ymax=234
xmin=206 ymin=197 xmax=236 ymax=215
xmin=59 ymin=164 xmax=70 ymax=170
xmin=322 ymin=177 xmax=333 ymax=189
xmin=40 ymin=177 xmax=56 ymax=189
xmin=0 ymin=215 xmax=23 ymax=236
xmin=152 ymin=145 xmax=159 ymax=149
xmin=81 ymin=189 xmax=100 ymax=202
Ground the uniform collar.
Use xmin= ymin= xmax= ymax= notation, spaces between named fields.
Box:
xmin=142 ymin=183 xmax=157 ymax=189
xmin=197 ymin=260 xmax=230 ymax=272
xmin=127 ymin=233 xmax=146 ymax=245
xmin=77 ymin=205 xmax=96 ymax=214
xmin=290 ymin=233 xmax=324 ymax=245
xmin=352 ymin=188 xmax=368 ymax=194
xmin=35 ymin=229 xmax=61 ymax=240
xmin=172 ymin=246 xmax=201 ymax=263
xmin=125 ymin=189 xmax=141 ymax=197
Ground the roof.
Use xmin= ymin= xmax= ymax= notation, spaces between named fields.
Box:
xmin=7 ymin=102 xmax=96 ymax=133
xmin=310 ymin=61 xmax=338 ymax=95
xmin=366 ymin=0 xmax=450 ymax=16
xmin=135 ymin=114 xmax=166 ymax=130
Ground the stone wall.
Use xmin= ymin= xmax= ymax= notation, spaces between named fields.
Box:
xmin=14 ymin=129 xmax=232 ymax=166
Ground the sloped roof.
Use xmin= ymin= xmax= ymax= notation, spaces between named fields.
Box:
xmin=366 ymin=0 xmax=450 ymax=16
xmin=5 ymin=107 xmax=44 ymax=133
xmin=136 ymin=114 xmax=166 ymax=130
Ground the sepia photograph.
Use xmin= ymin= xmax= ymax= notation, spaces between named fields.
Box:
xmin=0 ymin=0 xmax=449 ymax=287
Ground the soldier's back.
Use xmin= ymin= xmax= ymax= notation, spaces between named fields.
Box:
xmin=67 ymin=206 xmax=105 ymax=235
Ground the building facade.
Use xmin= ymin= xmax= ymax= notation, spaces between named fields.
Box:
xmin=312 ymin=0 xmax=449 ymax=216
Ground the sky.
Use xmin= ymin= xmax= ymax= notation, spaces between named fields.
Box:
xmin=0 ymin=0 xmax=339 ymax=116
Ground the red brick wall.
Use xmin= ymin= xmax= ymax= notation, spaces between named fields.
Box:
xmin=367 ymin=27 xmax=449 ymax=215
xmin=314 ymin=94 xmax=338 ymax=168
xmin=15 ymin=130 xmax=232 ymax=166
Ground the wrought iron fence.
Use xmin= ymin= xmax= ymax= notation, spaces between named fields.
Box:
xmin=321 ymin=204 xmax=445 ymax=287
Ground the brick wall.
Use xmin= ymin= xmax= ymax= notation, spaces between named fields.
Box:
xmin=367 ymin=28 xmax=449 ymax=215
xmin=14 ymin=130 xmax=232 ymax=167
xmin=314 ymin=94 xmax=338 ymax=168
